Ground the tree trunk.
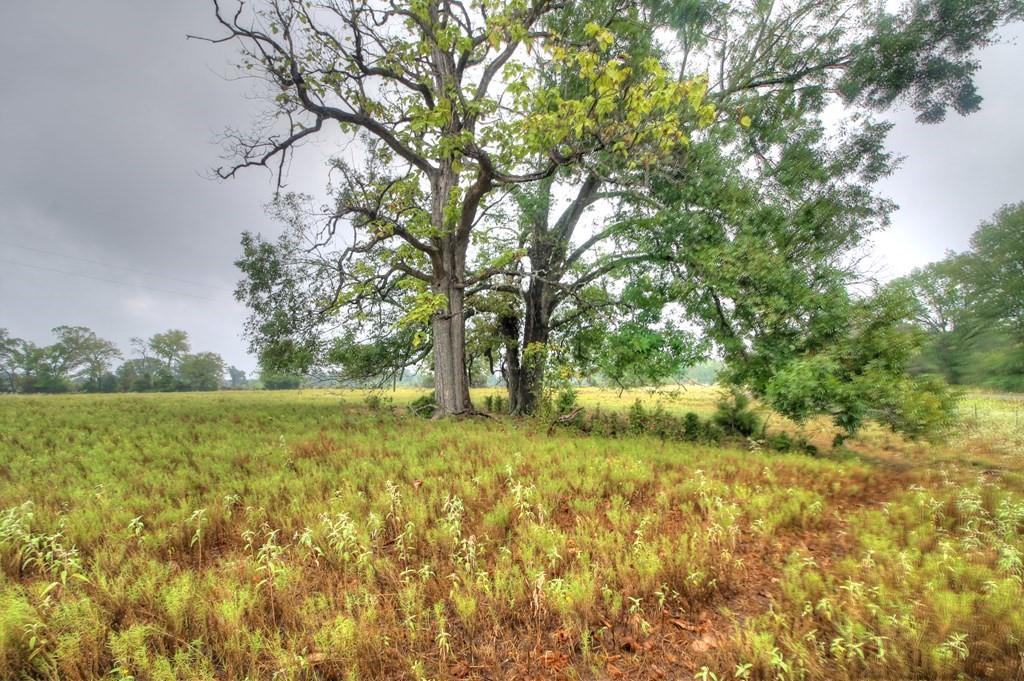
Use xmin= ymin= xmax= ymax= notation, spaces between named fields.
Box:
xmin=429 ymin=168 xmax=473 ymax=417
xmin=504 ymin=174 xmax=587 ymax=416
xmin=500 ymin=313 xmax=523 ymax=412
xmin=504 ymin=265 xmax=554 ymax=415
xmin=432 ymin=278 xmax=472 ymax=415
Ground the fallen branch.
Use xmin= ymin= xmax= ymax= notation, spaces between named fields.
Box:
xmin=547 ymin=407 xmax=584 ymax=435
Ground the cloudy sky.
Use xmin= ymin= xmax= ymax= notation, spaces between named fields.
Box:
xmin=1 ymin=3 xmax=1021 ymax=372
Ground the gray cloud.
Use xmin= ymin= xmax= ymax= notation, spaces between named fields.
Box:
xmin=1 ymin=3 xmax=1021 ymax=372
xmin=0 ymin=1 xmax=283 ymax=371
xmin=870 ymin=24 xmax=1024 ymax=280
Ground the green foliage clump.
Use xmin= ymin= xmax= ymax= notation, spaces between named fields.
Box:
xmin=554 ymin=388 xmax=578 ymax=415
xmin=408 ymin=391 xmax=436 ymax=418
xmin=712 ymin=391 xmax=761 ymax=437
xmin=483 ymin=393 xmax=508 ymax=414
xmin=363 ymin=393 xmax=392 ymax=411
xmin=875 ymin=374 xmax=962 ymax=441
xmin=682 ymin=412 xmax=703 ymax=441
xmin=765 ymin=431 xmax=818 ymax=456
xmin=560 ymin=399 xmax=746 ymax=448
xmin=260 ymin=370 xmax=302 ymax=390
xmin=762 ymin=285 xmax=961 ymax=441
xmin=628 ymin=399 xmax=647 ymax=434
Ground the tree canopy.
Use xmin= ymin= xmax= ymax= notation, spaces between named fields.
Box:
xmin=899 ymin=202 xmax=1024 ymax=391
xmin=210 ymin=0 xmax=1022 ymax=435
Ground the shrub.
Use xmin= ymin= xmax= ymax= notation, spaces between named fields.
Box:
xmin=766 ymin=431 xmax=818 ymax=456
xmin=702 ymin=420 xmax=724 ymax=443
xmin=364 ymin=393 xmax=391 ymax=411
xmin=767 ymin=432 xmax=792 ymax=452
xmin=555 ymin=388 xmax=578 ymax=415
xmin=712 ymin=391 xmax=761 ymax=437
xmin=628 ymin=400 xmax=647 ymax=434
xmin=682 ymin=412 xmax=703 ymax=441
xmin=409 ymin=392 xmax=436 ymax=418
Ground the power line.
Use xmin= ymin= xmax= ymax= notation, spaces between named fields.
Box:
xmin=0 ymin=258 xmax=225 ymax=303
xmin=0 ymin=242 xmax=234 ymax=293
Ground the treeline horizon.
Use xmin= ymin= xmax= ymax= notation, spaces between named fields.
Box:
xmin=0 ymin=322 xmax=727 ymax=395
xmin=0 ymin=327 xmax=267 ymax=394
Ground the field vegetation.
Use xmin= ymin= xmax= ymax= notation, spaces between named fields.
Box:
xmin=3 ymin=0 xmax=1022 ymax=679
xmin=2 ymin=389 xmax=1023 ymax=680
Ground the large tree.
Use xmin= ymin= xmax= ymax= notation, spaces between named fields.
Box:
xmin=473 ymin=0 xmax=1023 ymax=413
xmin=204 ymin=0 xmax=713 ymax=415
xmin=49 ymin=325 xmax=122 ymax=391
xmin=216 ymin=0 xmax=1021 ymax=421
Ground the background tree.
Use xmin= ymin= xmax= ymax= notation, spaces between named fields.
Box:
xmin=227 ymin=365 xmax=248 ymax=389
xmin=0 ymin=329 xmax=18 ymax=393
xmin=899 ymin=258 xmax=981 ymax=383
xmin=11 ymin=341 xmax=66 ymax=394
xmin=179 ymin=352 xmax=227 ymax=391
xmin=901 ymin=202 xmax=1024 ymax=391
xmin=963 ymin=202 xmax=1024 ymax=341
xmin=149 ymin=330 xmax=190 ymax=372
xmin=47 ymin=326 xmax=122 ymax=392
xmin=0 ymin=326 xmax=241 ymax=394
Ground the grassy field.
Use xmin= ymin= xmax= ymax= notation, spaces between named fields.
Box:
xmin=1 ymin=389 xmax=1023 ymax=680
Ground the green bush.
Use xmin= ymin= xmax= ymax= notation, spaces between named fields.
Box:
xmin=628 ymin=400 xmax=647 ymax=434
xmin=364 ymin=393 xmax=391 ymax=411
xmin=767 ymin=431 xmax=792 ymax=452
xmin=766 ymin=431 xmax=818 ymax=456
xmin=712 ymin=391 xmax=761 ymax=437
xmin=682 ymin=412 xmax=702 ymax=441
xmin=702 ymin=420 xmax=724 ymax=443
xmin=408 ymin=392 xmax=436 ymax=418
xmin=555 ymin=388 xmax=578 ymax=415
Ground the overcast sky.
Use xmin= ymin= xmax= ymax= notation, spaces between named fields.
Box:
xmin=1 ymin=3 xmax=1021 ymax=372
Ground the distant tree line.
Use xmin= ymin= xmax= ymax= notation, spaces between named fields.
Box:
xmin=897 ymin=202 xmax=1024 ymax=392
xmin=0 ymin=328 xmax=250 ymax=394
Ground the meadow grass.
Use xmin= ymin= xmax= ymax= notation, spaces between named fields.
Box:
xmin=0 ymin=389 xmax=1022 ymax=680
